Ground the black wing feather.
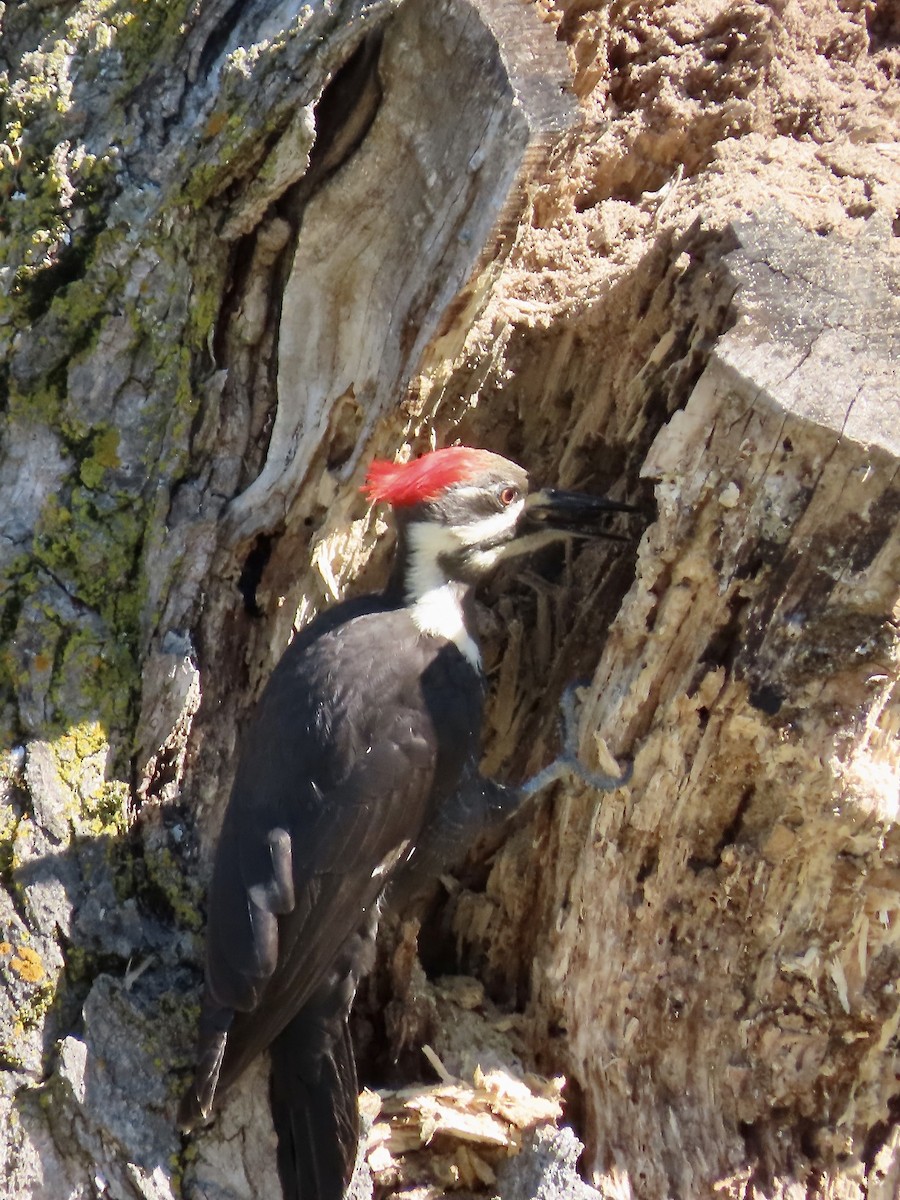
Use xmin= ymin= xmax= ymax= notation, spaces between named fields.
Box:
xmin=178 ymin=604 xmax=480 ymax=1145
xmin=215 ymin=735 xmax=431 ymax=1092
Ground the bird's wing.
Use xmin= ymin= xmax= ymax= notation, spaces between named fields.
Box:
xmin=210 ymin=717 xmax=433 ymax=1093
xmin=178 ymin=609 xmax=482 ymax=1136
xmin=180 ymin=618 xmax=441 ymax=1124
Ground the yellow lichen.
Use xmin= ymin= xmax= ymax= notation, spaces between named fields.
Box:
xmin=9 ymin=944 xmax=45 ymax=983
xmin=49 ymin=722 xmax=130 ymax=835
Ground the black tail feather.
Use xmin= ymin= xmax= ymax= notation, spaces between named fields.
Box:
xmin=270 ymin=1010 xmax=359 ymax=1200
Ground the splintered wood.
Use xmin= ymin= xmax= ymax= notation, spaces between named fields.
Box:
xmin=365 ymin=1055 xmax=565 ymax=1193
xmin=445 ymin=216 xmax=900 ymax=1199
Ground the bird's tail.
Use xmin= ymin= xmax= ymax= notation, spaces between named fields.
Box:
xmin=269 ymin=1009 xmax=360 ymax=1200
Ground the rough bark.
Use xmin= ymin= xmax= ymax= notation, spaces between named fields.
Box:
xmin=0 ymin=0 xmax=898 ymax=1198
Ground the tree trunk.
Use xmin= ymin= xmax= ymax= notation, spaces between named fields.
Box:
xmin=1 ymin=1 xmax=897 ymax=1199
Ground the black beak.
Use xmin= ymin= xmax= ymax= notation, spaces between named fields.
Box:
xmin=523 ymin=487 xmax=646 ymax=542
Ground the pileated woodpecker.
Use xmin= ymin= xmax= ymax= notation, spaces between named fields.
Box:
xmin=178 ymin=446 xmax=639 ymax=1199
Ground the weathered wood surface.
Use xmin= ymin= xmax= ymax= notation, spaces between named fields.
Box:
xmin=228 ymin=0 xmax=575 ymax=540
xmin=1 ymin=0 xmax=898 ymax=1197
xmin=447 ymin=216 xmax=900 ymax=1198
xmin=0 ymin=2 xmax=582 ymax=1197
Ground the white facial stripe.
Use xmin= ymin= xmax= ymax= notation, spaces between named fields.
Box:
xmin=448 ymin=498 xmax=525 ymax=547
xmin=405 ymin=522 xmax=459 ymax=598
xmin=402 ymin=500 xmax=524 ymax=669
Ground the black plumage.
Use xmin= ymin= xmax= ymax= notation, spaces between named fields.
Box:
xmin=177 ymin=446 xmax=641 ymax=1200
xmin=178 ymin=595 xmax=487 ymax=1196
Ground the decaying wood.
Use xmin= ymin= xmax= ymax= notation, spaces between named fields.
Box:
xmin=366 ymin=1058 xmax=563 ymax=1186
xmin=1 ymin=0 xmax=899 ymax=1197
xmin=448 ymin=215 xmax=900 ymax=1199
xmin=0 ymin=2 xmax=582 ymax=1198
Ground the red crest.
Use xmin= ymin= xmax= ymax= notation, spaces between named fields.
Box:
xmin=362 ymin=447 xmax=500 ymax=507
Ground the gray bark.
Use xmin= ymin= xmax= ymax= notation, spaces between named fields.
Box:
xmin=1 ymin=0 xmax=898 ymax=1198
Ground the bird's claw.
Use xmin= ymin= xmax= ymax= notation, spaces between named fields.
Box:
xmin=521 ymin=682 xmax=632 ymax=797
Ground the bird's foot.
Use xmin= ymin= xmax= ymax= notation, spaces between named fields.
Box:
xmin=521 ymin=683 xmax=632 ymax=797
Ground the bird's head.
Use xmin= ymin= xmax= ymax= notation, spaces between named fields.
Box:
xmin=363 ymin=446 xmax=641 ymax=592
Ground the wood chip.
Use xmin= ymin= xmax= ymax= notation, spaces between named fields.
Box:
xmin=365 ymin=1063 xmax=565 ymax=1191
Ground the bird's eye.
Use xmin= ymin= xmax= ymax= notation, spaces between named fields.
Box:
xmin=499 ymin=486 xmax=518 ymax=507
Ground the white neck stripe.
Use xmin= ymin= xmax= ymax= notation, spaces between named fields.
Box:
xmin=410 ymin=583 xmax=481 ymax=668
xmin=404 ymin=523 xmax=481 ymax=668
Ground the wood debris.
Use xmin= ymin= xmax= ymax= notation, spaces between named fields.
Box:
xmin=365 ymin=1048 xmax=565 ymax=1193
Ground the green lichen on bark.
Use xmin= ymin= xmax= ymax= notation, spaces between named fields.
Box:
xmin=0 ymin=2 xmax=123 ymax=339
xmin=0 ymin=0 xmax=229 ymax=762
xmin=0 ymin=29 xmax=227 ymax=1122
xmin=50 ymin=720 xmax=131 ymax=835
xmin=141 ymin=842 xmax=205 ymax=932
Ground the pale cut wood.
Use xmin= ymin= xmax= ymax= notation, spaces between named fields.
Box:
xmin=517 ymin=215 xmax=899 ymax=1199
